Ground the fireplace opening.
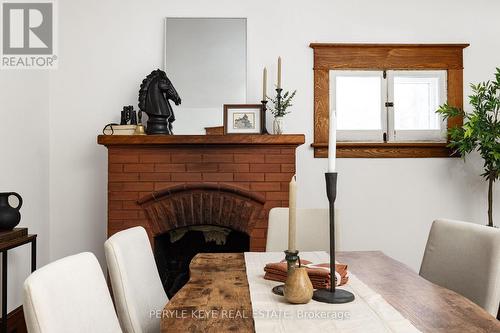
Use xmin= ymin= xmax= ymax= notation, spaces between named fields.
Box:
xmin=138 ymin=183 xmax=265 ymax=297
xmin=155 ymin=225 xmax=250 ymax=298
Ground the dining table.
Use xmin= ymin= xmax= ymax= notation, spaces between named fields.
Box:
xmin=160 ymin=251 xmax=500 ymax=333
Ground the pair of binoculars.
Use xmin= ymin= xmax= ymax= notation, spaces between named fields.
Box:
xmin=120 ymin=105 xmax=138 ymax=125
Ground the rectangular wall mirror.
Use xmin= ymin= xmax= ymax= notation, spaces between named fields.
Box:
xmin=164 ymin=18 xmax=247 ymax=133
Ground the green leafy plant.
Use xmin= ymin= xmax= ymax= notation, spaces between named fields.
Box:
xmin=437 ymin=68 xmax=500 ymax=227
xmin=268 ymin=89 xmax=297 ymax=117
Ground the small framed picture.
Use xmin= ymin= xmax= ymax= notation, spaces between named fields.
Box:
xmin=223 ymin=104 xmax=264 ymax=134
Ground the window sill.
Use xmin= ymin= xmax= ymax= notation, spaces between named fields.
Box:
xmin=311 ymin=142 xmax=458 ymax=158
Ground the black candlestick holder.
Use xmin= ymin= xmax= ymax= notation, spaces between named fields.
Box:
xmin=261 ymin=100 xmax=269 ymax=134
xmin=271 ymin=249 xmax=299 ymax=296
xmin=312 ymin=172 xmax=355 ymax=304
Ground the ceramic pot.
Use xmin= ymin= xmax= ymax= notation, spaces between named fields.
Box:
xmin=273 ymin=116 xmax=284 ymax=135
xmin=0 ymin=192 xmax=22 ymax=230
xmin=284 ymin=267 xmax=313 ymax=304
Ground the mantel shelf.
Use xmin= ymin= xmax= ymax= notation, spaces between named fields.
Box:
xmin=97 ymin=134 xmax=305 ymax=147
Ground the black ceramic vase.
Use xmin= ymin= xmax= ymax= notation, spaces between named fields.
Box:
xmin=0 ymin=192 xmax=22 ymax=230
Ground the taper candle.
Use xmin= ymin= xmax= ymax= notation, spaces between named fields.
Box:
xmin=328 ymin=109 xmax=337 ymax=172
xmin=277 ymin=57 xmax=282 ymax=89
xmin=263 ymin=67 xmax=267 ymax=101
xmin=288 ymin=175 xmax=297 ymax=251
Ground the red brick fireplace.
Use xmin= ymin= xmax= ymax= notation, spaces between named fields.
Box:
xmin=98 ymin=134 xmax=305 ymax=251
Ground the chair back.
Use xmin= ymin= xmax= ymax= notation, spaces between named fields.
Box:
xmin=105 ymin=226 xmax=167 ymax=333
xmin=23 ymin=252 xmax=122 ymax=333
xmin=267 ymin=208 xmax=337 ymax=252
xmin=419 ymin=219 xmax=500 ymax=316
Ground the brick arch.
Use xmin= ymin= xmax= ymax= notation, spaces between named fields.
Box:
xmin=138 ymin=183 xmax=266 ymax=236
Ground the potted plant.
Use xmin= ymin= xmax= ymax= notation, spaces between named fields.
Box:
xmin=268 ymin=89 xmax=296 ymax=134
xmin=437 ymin=68 xmax=500 ymax=227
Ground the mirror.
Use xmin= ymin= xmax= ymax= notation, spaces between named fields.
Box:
xmin=164 ymin=18 xmax=247 ymax=133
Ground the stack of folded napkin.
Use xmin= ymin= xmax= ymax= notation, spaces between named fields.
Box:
xmin=264 ymin=259 xmax=349 ymax=289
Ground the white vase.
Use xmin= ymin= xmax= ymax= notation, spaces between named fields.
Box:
xmin=273 ymin=116 xmax=284 ymax=135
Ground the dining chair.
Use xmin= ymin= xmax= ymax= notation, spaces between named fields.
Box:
xmin=105 ymin=226 xmax=168 ymax=333
xmin=23 ymin=252 xmax=122 ymax=333
xmin=419 ymin=218 xmax=500 ymax=316
xmin=267 ymin=208 xmax=338 ymax=252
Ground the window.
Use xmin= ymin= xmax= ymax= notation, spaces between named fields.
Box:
xmin=389 ymin=71 xmax=447 ymax=141
xmin=310 ymin=43 xmax=468 ymax=158
xmin=332 ymin=70 xmax=447 ymax=142
xmin=332 ymin=71 xmax=385 ymax=141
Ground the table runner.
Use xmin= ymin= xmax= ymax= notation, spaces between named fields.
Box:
xmin=245 ymin=252 xmax=421 ymax=333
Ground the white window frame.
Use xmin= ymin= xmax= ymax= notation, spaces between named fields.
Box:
xmin=330 ymin=70 xmax=386 ymax=142
xmin=330 ymin=69 xmax=448 ymax=143
xmin=387 ymin=70 xmax=447 ymax=142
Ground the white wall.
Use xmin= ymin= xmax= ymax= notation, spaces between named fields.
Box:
xmin=49 ymin=0 xmax=499 ymax=271
xmin=50 ymin=0 xmax=500 ymax=268
xmin=1 ymin=0 xmax=499 ymax=313
xmin=0 ymin=71 xmax=50 ymax=313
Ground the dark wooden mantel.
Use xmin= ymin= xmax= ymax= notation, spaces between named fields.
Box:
xmin=97 ymin=134 xmax=305 ymax=147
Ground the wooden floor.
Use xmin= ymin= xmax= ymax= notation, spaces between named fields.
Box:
xmin=2 ymin=306 xmax=27 ymax=333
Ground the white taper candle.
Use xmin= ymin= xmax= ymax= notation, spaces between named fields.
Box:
xmin=328 ymin=109 xmax=337 ymax=172
xmin=262 ymin=67 xmax=267 ymax=101
xmin=277 ymin=57 xmax=282 ymax=89
xmin=288 ymin=175 xmax=297 ymax=251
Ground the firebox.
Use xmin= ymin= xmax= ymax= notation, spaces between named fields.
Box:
xmin=155 ymin=225 xmax=249 ymax=297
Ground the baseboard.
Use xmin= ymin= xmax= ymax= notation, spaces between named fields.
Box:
xmin=0 ymin=306 xmax=27 ymax=333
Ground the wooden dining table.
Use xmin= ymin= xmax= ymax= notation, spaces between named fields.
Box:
xmin=160 ymin=251 xmax=500 ymax=333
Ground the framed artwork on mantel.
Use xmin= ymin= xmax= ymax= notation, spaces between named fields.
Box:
xmin=223 ymin=104 xmax=264 ymax=135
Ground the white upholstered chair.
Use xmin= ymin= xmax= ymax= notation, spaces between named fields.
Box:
xmin=23 ymin=252 xmax=122 ymax=333
xmin=419 ymin=218 xmax=500 ymax=316
xmin=105 ymin=226 xmax=168 ymax=333
xmin=267 ymin=208 xmax=336 ymax=252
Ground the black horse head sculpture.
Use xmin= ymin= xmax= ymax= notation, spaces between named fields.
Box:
xmin=138 ymin=69 xmax=181 ymax=135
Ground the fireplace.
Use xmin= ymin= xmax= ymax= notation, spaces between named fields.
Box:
xmin=98 ymin=134 xmax=304 ymax=294
xmin=98 ymin=134 xmax=305 ymax=252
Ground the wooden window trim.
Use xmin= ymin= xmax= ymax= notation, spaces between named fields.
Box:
xmin=311 ymin=43 xmax=469 ymax=158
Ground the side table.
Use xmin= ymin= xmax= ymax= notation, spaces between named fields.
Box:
xmin=0 ymin=228 xmax=36 ymax=333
